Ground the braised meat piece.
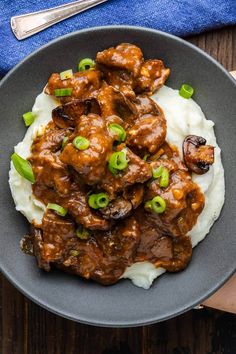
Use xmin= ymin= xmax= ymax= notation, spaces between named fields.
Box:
xmin=58 ymin=217 xmax=140 ymax=285
xmin=45 ymin=70 xmax=102 ymax=102
xmin=135 ymin=59 xmax=170 ymax=94
xmin=145 ymin=157 xmax=205 ymax=237
xmin=96 ymin=43 xmax=143 ymax=77
xmin=183 ymin=135 xmax=215 ymax=174
xmin=132 ymin=94 xmax=162 ymax=116
xmin=60 ymin=114 xmax=114 ymax=185
xmin=156 ymin=236 xmax=192 ymax=272
xmin=127 ymin=112 xmax=166 ymax=154
xmin=98 ymin=68 xmax=136 ymax=99
xmin=126 ymin=95 xmax=166 ymax=154
xmin=66 ymin=189 xmax=110 ymax=230
xmin=134 ymin=210 xmax=192 ymax=271
xmin=34 ymin=213 xmax=140 ymax=285
xmin=33 ymin=210 xmax=76 ymax=271
xmin=96 ymin=43 xmax=143 ymax=99
xmin=29 ymin=122 xmax=71 ymax=195
xmin=100 ymin=147 xmax=152 ymax=197
xmin=32 ymin=183 xmax=110 ymax=231
xmin=96 ymin=43 xmax=170 ymax=98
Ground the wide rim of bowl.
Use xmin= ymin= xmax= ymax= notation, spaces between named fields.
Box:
xmin=1 ymin=25 xmax=236 ymax=327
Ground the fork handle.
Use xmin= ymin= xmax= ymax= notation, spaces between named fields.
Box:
xmin=11 ymin=0 xmax=108 ymax=40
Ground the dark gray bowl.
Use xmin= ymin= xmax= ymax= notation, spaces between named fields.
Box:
xmin=0 ymin=26 xmax=235 ymax=327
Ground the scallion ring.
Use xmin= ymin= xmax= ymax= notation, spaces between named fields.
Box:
xmin=76 ymin=225 xmax=90 ymax=240
xmin=60 ymin=69 xmax=73 ymax=80
xmin=73 ymin=136 xmax=90 ymax=150
xmin=152 ymin=165 xmax=163 ymax=179
xmin=145 ymin=196 xmax=166 ymax=214
xmin=11 ymin=153 xmax=35 ymax=183
xmin=159 ymin=168 xmax=170 ymax=188
xmin=179 ymin=84 xmax=194 ymax=99
xmin=88 ymin=193 xmax=109 ymax=209
xmin=108 ymin=124 xmax=126 ymax=142
xmin=78 ymin=58 xmax=95 ymax=72
xmin=22 ymin=111 xmax=35 ymax=127
xmin=61 ymin=136 xmax=69 ymax=149
xmin=108 ymin=164 xmax=118 ymax=175
xmin=47 ymin=203 xmax=68 ymax=216
xmin=108 ymin=150 xmax=128 ymax=172
xmin=54 ymin=88 xmax=73 ymax=97
xmin=143 ymin=154 xmax=150 ymax=161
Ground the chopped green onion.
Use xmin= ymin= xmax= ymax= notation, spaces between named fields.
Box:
xmin=145 ymin=196 xmax=166 ymax=214
xmin=73 ymin=136 xmax=90 ymax=150
xmin=143 ymin=154 xmax=150 ymax=161
xmin=70 ymin=250 xmax=79 ymax=257
xmin=152 ymin=165 xmax=170 ymax=188
xmin=152 ymin=165 xmax=163 ymax=179
xmin=179 ymin=84 xmax=194 ymax=99
xmin=108 ymin=150 xmax=128 ymax=172
xmin=22 ymin=111 xmax=35 ymax=127
xmin=62 ymin=136 xmax=69 ymax=149
xmin=151 ymin=196 xmax=166 ymax=214
xmin=88 ymin=194 xmax=99 ymax=209
xmin=54 ymin=88 xmax=73 ymax=97
xmin=108 ymin=164 xmax=118 ymax=175
xmin=76 ymin=225 xmax=90 ymax=240
xmin=88 ymin=193 xmax=109 ymax=209
xmin=11 ymin=153 xmax=35 ymax=183
xmin=47 ymin=203 xmax=68 ymax=216
xmin=159 ymin=168 xmax=170 ymax=188
xmin=144 ymin=200 xmax=152 ymax=210
xmin=60 ymin=69 xmax=73 ymax=80
xmin=108 ymin=124 xmax=126 ymax=142
xmin=78 ymin=58 xmax=95 ymax=72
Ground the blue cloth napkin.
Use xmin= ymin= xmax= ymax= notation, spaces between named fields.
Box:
xmin=0 ymin=0 xmax=236 ymax=76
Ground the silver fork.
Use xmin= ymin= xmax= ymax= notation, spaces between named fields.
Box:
xmin=11 ymin=0 xmax=108 ymax=41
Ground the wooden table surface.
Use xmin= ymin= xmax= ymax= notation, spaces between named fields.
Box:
xmin=1 ymin=26 xmax=236 ymax=354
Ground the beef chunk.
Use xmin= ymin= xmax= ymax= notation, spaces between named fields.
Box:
xmin=100 ymin=148 xmax=152 ymax=197
xmin=60 ymin=114 xmax=114 ymax=185
xmin=127 ymin=113 xmax=166 ymax=154
xmin=58 ymin=217 xmax=141 ymax=285
xmin=33 ymin=210 xmax=76 ymax=271
xmin=96 ymin=43 xmax=143 ymax=77
xmin=45 ymin=70 xmax=102 ymax=102
xmin=135 ymin=59 xmax=170 ymax=94
xmin=66 ymin=190 xmax=110 ymax=230
xmin=145 ymin=159 xmax=205 ymax=237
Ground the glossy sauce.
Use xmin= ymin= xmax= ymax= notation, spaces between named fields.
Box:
xmin=27 ymin=43 xmax=207 ymax=285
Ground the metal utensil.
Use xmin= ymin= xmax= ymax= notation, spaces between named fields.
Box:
xmin=11 ymin=0 xmax=108 ymax=40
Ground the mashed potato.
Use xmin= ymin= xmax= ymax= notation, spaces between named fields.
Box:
xmin=9 ymin=86 xmax=225 ymax=289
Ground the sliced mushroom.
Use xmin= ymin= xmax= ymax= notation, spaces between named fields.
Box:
xmin=99 ymin=197 xmax=132 ymax=220
xmin=52 ymin=98 xmax=101 ymax=128
xmin=183 ymin=135 xmax=214 ymax=174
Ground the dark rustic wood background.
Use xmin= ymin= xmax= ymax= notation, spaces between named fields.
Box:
xmin=1 ymin=26 xmax=236 ymax=354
